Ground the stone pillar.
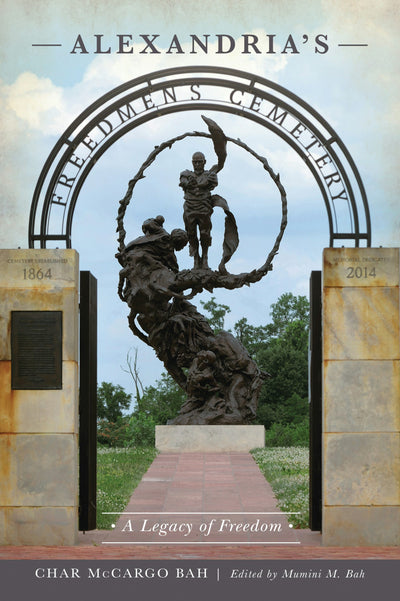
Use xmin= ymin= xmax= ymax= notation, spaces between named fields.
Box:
xmin=0 ymin=249 xmax=79 ymax=545
xmin=322 ymin=247 xmax=400 ymax=546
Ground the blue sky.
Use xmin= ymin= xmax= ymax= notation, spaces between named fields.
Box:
xmin=1 ymin=0 xmax=399 ymax=403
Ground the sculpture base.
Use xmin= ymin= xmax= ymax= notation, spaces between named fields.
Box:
xmin=155 ymin=425 xmax=265 ymax=452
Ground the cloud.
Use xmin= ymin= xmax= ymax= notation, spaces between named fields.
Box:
xmin=4 ymin=72 xmax=66 ymax=134
xmin=0 ymin=29 xmax=289 ymax=249
xmin=2 ymin=30 xmax=288 ymax=139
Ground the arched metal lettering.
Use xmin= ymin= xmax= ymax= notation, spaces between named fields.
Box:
xmin=28 ymin=66 xmax=371 ymax=248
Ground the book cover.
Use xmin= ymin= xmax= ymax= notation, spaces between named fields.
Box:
xmin=0 ymin=1 xmax=399 ymax=599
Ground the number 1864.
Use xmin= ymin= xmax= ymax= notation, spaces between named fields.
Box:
xmin=23 ymin=268 xmax=52 ymax=280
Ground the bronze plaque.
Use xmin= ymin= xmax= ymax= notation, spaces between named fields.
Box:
xmin=11 ymin=311 xmax=62 ymax=390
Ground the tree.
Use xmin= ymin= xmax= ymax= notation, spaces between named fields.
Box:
xmin=134 ymin=372 xmax=185 ymax=424
xmin=200 ymin=296 xmax=231 ymax=333
xmin=232 ymin=292 xmax=310 ymax=430
xmin=121 ymin=347 xmax=144 ymax=411
xmin=252 ymin=293 xmax=310 ymax=429
xmin=128 ymin=372 xmax=186 ymax=446
xmin=97 ymin=382 xmax=132 ymax=422
xmin=255 ymin=338 xmax=309 ymax=427
xmin=266 ymin=292 xmax=309 ymax=338
xmin=234 ymin=317 xmax=269 ymax=358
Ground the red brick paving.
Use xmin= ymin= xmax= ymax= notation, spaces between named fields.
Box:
xmin=1 ymin=452 xmax=399 ymax=559
xmin=104 ymin=452 xmax=298 ymax=545
xmin=1 ymin=544 xmax=399 ymax=560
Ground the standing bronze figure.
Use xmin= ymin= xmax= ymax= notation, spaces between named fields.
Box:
xmin=179 ymin=117 xmax=239 ymax=274
xmin=180 ymin=151 xmax=217 ymax=270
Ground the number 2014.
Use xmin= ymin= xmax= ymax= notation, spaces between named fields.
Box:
xmin=346 ymin=266 xmax=376 ymax=279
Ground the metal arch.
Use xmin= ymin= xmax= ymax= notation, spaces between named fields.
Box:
xmin=64 ymin=101 xmax=335 ymax=248
xmin=28 ymin=66 xmax=371 ymax=248
xmin=29 ymin=76 xmax=367 ymax=247
xmin=43 ymin=76 xmax=336 ymax=240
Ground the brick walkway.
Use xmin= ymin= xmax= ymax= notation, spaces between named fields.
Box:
xmin=1 ymin=452 xmax=399 ymax=559
xmin=104 ymin=452 xmax=301 ymax=545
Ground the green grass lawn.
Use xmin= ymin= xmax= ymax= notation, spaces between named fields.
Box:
xmin=96 ymin=446 xmax=158 ymax=529
xmin=251 ymin=446 xmax=309 ymax=529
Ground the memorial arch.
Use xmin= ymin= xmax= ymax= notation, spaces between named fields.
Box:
xmin=16 ymin=66 xmax=397 ymax=549
xmin=28 ymin=65 xmax=371 ymax=249
xmin=27 ymin=66 xmax=373 ymax=534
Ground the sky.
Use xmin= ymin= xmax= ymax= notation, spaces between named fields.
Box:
xmin=0 ymin=0 xmax=399 ymax=405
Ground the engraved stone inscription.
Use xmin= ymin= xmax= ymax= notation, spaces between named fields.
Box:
xmin=323 ymin=248 xmax=399 ymax=287
xmin=0 ymin=249 xmax=78 ymax=289
xmin=11 ymin=311 xmax=62 ymax=389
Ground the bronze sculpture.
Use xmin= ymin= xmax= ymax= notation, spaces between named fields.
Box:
xmin=116 ymin=116 xmax=287 ymax=424
xmin=180 ymin=151 xmax=217 ymax=270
